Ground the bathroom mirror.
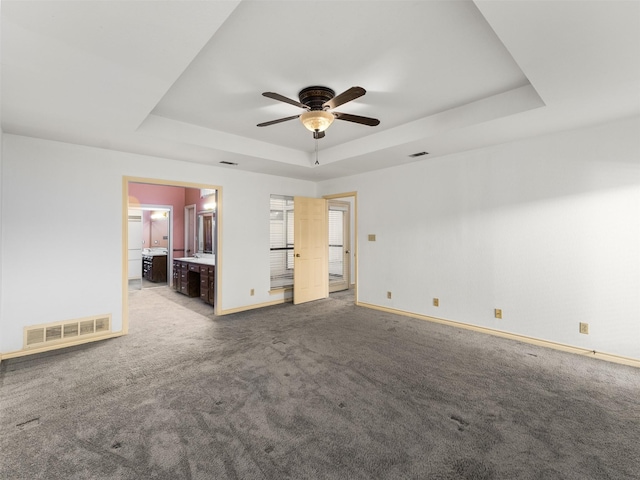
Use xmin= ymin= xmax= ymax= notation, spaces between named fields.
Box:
xmin=149 ymin=211 xmax=169 ymax=248
xmin=197 ymin=212 xmax=214 ymax=254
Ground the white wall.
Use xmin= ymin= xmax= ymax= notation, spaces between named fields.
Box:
xmin=318 ymin=116 xmax=640 ymax=360
xmin=0 ymin=128 xmax=3 ymax=344
xmin=0 ymin=134 xmax=315 ymax=354
xmin=3 ymin=117 xmax=639 ymax=360
xmin=1 ymin=3 xmax=4 ymax=357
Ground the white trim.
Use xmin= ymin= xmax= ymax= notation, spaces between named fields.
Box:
xmin=219 ymin=297 xmax=293 ymax=315
xmin=357 ymin=302 xmax=640 ymax=369
xmin=1 ymin=332 xmax=124 ymax=361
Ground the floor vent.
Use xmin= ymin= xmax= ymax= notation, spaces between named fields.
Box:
xmin=24 ymin=315 xmax=112 ymax=349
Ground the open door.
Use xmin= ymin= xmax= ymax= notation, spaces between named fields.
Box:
xmin=294 ymin=196 xmax=328 ymax=304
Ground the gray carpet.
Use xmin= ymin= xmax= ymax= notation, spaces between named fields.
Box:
xmin=1 ymin=287 xmax=639 ymax=479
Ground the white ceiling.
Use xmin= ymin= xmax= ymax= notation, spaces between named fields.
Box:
xmin=2 ymin=1 xmax=639 ymax=181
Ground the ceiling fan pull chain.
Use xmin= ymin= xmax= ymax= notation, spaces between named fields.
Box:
xmin=315 ymin=137 xmax=319 ymax=165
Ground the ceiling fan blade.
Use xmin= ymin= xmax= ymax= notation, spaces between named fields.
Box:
xmin=323 ymin=86 xmax=366 ymax=109
xmin=262 ymin=92 xmax=309 ymax=110
xmin=257 ymin=114 xmax=300 ymax=127
xmin=333 ymin=112 xmax=380 ymax=126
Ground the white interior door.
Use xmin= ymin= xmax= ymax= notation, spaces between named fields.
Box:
xmin=294 ymin=196 xmax=328 ymax=304
xmin=127 ymin=208 xmax=142 ymax=282
xmin=328 ymin=200 xmax=350 ymax=293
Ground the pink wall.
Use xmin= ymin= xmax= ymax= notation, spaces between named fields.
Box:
xmin=185 ymin=188 xmax=200 ymax=210
xmin=185 ymin=188 xmax=216 ymax=212
xmin=129 ymin=183 xmax=201 ymax=256
xmin=142 ymin=210 xmax=151 ymax=247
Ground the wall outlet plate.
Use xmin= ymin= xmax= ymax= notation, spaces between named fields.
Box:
xmin=387 ymin=291 xmax=392 ymax=299
xmin=495 ymin=309 xmax=502 ymax=319
xmin=250 ymin=288 xmax=255 ymax=296
xmin=368 ymin=234 xmax=376 ymax=241
xmin=433 ymin=298 xmax=439 ymax=307
xmin=579 ymin=322 xmax=589 ymax=334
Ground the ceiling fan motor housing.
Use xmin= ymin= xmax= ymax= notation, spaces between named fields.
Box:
xmin=299 ymin=86 xmax=335 ymax=111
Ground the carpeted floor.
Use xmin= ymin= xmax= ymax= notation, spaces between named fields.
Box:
xmin=1 ymin=287 xmax=639 ymax=479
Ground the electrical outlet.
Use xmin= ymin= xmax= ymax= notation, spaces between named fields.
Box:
xmin=579 ymin=322 xmax=589 ymax=334
xmin=494 ymin=309 xmax=502 ymax=319
xmin=387 ymin=291 xmax=392 ymax=299
xmin=250 ymin=288 xmax=255 ymax=296
xmin=368 ymin=234 xmax=376 ymax=242
xmin=433 ymin=298 xmax=439 ymax=307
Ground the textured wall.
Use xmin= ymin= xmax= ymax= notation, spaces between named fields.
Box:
xmin=319 ymin=116 xmax=640 ymax=360
xmin=0 ymin=134 xmax=315 ymax=353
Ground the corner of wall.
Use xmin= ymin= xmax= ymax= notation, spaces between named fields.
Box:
xmin=0 ymin=127 xmax=4 ymax=363
xmin=1 ymin=1 xmax=4 ymax=360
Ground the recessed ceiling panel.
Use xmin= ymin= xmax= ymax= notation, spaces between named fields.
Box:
xmin=152 ymin=0 xmax=530 ymax=152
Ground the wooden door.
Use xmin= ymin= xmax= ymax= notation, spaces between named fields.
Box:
xmin=294 ymin=196 xmax=328 ymax=304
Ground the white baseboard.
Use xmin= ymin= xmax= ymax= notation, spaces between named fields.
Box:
xmin=357 ymin=302 xmax=640 ymax=369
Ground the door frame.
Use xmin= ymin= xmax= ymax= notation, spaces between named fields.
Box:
xmin=122 ymin=177 xmax=223 ymax=334
xmin=328 ymin=199 xmax=351 ymax=293
xmin=323 ymin=192 xmax=357 ymax=303
xmin=184 ymin=204 xmax=196 ymax=259
xmin=139 ymin=204 xmax=173 ymax=288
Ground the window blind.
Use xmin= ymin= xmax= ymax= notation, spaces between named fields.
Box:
xmin=270 ymin=195 xmax=294 ymax=289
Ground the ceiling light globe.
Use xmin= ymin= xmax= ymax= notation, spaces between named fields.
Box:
xmin=300 ymin=110 xmax=335 ymax=133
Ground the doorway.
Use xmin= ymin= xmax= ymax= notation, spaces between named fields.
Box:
xmin=139 ymin=205 xmax=172 ymax=289
xmin=324 ymin=192 xmax=356 ymax=303
xmin=289 ymin=193 xmax=356 ymax=304
xmin=123 ymin=178 xmax=222 ymax=334
xmin=328 ymin=200 xmax=351 ymax=293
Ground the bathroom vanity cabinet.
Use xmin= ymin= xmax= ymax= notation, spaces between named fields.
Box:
xmin=172 ymin=258 xmax=215 ymax=306
xmin=142 ymin=253 xmax=167 ymax=283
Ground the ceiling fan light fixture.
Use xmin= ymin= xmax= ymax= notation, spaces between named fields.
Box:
xmin=300 ymin=110 xmax=335 ymax=133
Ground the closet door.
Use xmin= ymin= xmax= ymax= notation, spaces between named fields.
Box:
xmin=293 ymin=197 xmax=328 ymax=305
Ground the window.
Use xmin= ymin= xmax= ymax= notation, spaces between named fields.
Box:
xmin=270 ymin=195 xmax=294 ymax=289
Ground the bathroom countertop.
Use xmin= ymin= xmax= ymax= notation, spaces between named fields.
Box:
xmin=174 ymin=257 xmax=215 ymax=266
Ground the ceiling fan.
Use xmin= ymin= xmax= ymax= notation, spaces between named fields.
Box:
xmin=257 ymin=86 xmax=380 ymax=139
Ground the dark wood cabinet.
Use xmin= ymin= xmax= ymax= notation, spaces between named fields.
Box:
xmin=172 ymin=260 xmax=180 ymax=290
xmin=173 ymin=260 xmax=197 ymax=297
xmin=142 ymin=254 xmax=167 ymax=282
xmin=172 ymin=259 xmax=214 ymax=305
xmin=199 ymin=265 xmax=215 ymax=305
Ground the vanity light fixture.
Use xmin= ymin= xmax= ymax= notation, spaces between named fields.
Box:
xmin=150 ymin=211 xmax=168 ymax=220
xmin=203 ymin=193 xmax=217 ymax=211
xmin=201 ymin=188 xmax=217 ymax=211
